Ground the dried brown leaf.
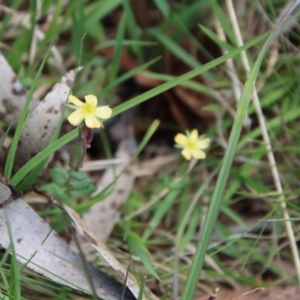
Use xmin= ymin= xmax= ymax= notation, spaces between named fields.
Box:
xmin=57 ymin=200 xmax=158 ymax=300
xmin=15 ymin=67 xmax=80 ymax=166
xmin=83 ymin=139 xmax=135 ymax=242
xmin=0 ymin=54 xmax=38 ymax=124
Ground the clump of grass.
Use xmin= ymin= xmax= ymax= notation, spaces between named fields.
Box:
xmin=1 ymin=1 xmax=300 ymax=300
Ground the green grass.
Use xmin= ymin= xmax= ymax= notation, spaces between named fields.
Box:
xmin=1 ymin=0 xmax=300 ymax=299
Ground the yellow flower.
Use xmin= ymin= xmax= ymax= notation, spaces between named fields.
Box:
xmin=174 ymin=129 xmax=210 ymax=160
xmin=67 ymin=94 xmax=112 ymax=129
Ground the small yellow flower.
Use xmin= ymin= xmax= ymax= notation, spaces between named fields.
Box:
xmin=174 ymin=129 xmax=210 ymax=160
xmin=67 ymin=94 xmax=112 ymax=129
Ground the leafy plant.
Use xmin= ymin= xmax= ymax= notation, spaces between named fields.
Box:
xmin=41 ymin=168 xmax=97 ymax=206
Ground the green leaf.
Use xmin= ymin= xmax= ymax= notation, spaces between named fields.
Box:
xmin=108 ymin=13 xmax=126 ymax=83
xmin=49 ymin=168 xmax=69 ymax=187
xmin=127 ymin=231 xmax=160 ymax=280
xmin=42 ymin=183 xmax=71 ymax=205
xmin=68 ymin=170 xmax=87 ymax=181
xmin=142 ymin=189 xmax=179 ymax=241
xmin=68 ymin=178 xmax=94 ymax=191
xmin=69 ymin=185 xmax=97 ymax=198
xmin=153 ymin=0 xmax=170 ymax=18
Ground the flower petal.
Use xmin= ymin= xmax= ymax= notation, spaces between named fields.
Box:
xmin=85 ymin=114 xmax=101 ymax=128
xmin=69 ymin=95 xmax=84 ymax=107
xmin=175 ymin=133 xmax=188 ymax=145
xmin=192 ymin=149 xmax=206 ymax=159
xmin=94 ymin=106 xmax=112 ymax=119
xmin=181 ymin=148 xmax=192 ymax=160
xmin=198 ymin=138 xmax=210 ymax=149
xmin=67 ymin=109 xmax=85 ymax=126
xmin=84 ymin=94 xmax=97 ymax=107
xmin=190 ymin=129 xmax=198 ymax=141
